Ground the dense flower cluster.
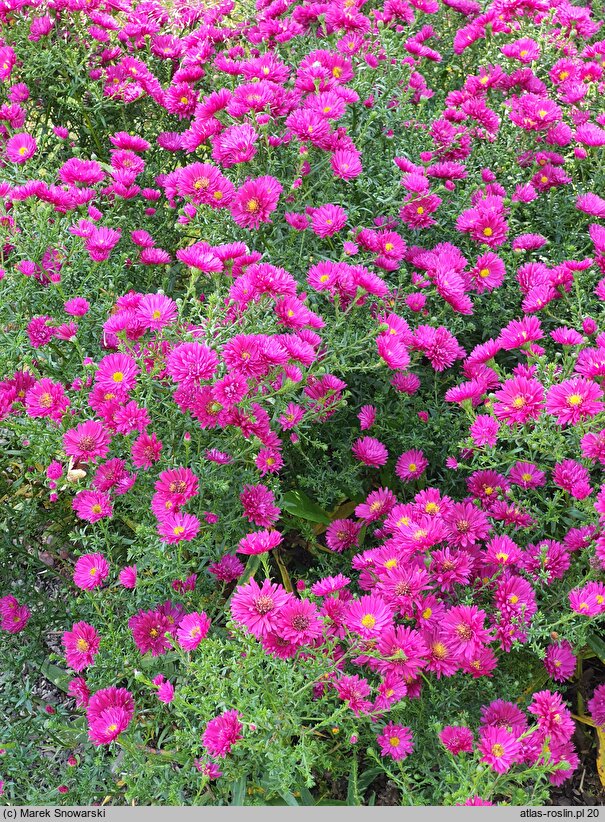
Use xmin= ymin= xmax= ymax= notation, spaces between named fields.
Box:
xmin=1 ymin=0 xmax=605 ymax=806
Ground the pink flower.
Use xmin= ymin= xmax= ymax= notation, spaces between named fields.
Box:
xmin=119 ymin=565 xmax=137 ymax=589
xmin=63 ymin=622 xmax=100 ymax=671
xmin=376 ymin=724 xmax=414 ymax=761
xmin=439 ymin=726 xmax=474 ymax=755
xmin=63 ymin=420 xmax=111 ymax=464
xmin=86 ymin=687 xmax=134 ymax=746
xmin=544 ymin=641 xmax=576 ymax=683
xmin=275 ymin=598 xmax=323 ymax=645
xmin=469 ymin=415 xmax=499 ymax=447
xmin=478 ymin=726 xmax=521 ymax=773
xmin=73 ymin=553 xmax=109 ymax=590
xmin=352 ymin=436 xmax=388 ymax=467
xmin=552 ymin=460 xmax=591 ymax=499
xmin=345 ymin=594 xmax=393 ymax=639
xmin=202 ymin=710 xmax=242 ymax=758
xmin=72 ymin=490 xmax=113 ymax=523
xmin=129 ymin=609 xmax=172 ymax=657
xmin=5 ymin=132 xmax=37 ymax=163
xmin=545 ymin=377 xmax=604 ymax=426
xmin=492 ymin=376 xmax=544 ymax=425
xmin=157 ymin=512 xmax=200 ymax=544
xmin=237 ymin=529 xmax=282 ymax=555
xmin=230 ymin=176 xmax=282 ymax=229
xmin=166 ymin=342 xmax=219 ymax=385
xmin=441 ymin=605 xmax=491 ymax=661
xmin=177 ymin=612 xmax=211 ymax=651
xmin=310 ymin=204 xmax=347 ymax=238
xmin=230 ymin=578 xmax=290 ymax=638
xmin=588 ymin=684 xmax=605 ymax=727
xmin=136 ymin=294 xmax=178 ymax=330
xmin=240 ymin=484 xmax=280 ymax=528
xmin=528 ymin=690 xmax=575 ymax=743
xmin=156 ymin=678 xmax=175 ymax=704
xmin=395 ymin=449 xmax=428 ymax=482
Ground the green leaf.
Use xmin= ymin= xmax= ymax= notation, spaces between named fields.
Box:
xmin=233 ymin=555 xmax=261 ymax=591
xmin=587 ymin=633 xmax=605 ymax=664
xmin=282 ymin=490 xmax=331 ymax=525
xmin=230 ymin=776 xmax=247 ymax=806
xmin=346 ymin=754 xmax=360 ymax=806
xmin=39 ymin=659 xmax=71 ymax=693
xmin=357 ymin=766 xmax=382 ymax=795
xmin=278 ymin=791 xmax=299 ymax=806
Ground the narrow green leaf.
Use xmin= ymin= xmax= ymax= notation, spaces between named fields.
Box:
xmin=282 ymin=490 xmax=331 ymax=525
xmin=230 ymin=776 xmax=247 ymax=806
xmin=587 ymin=633 xmax=605 ymax=664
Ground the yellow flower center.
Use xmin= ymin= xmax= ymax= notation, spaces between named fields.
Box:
xmin=389 ymin=736 xmax=400 ymax=747
xmin=112 ymin=371 xmax=124 ymax=383
xmin=491 ymin=744 xmax=505 ymax=757
xmin=483 ymin=227 xmax=493 ymax=237
xmin=360 ymin=614 xmax=376 ymax=629
xmin=567 ymin=394 xmax=583 ymax=407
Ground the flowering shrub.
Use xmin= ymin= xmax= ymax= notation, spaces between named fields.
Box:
xmin=1 ymin=0 xmax=605 ymax=806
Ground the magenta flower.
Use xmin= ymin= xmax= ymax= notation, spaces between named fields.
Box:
xmin=63 ymin=622 xmax=100 ymax=672
xmin=395 ymin=449 xmax=428 ymax=482
xmin=157 ymin=512 xmax=200 ymax=544
xmin=118 ymin=565 xmax=137 ymax=589
xmin=344 ymin=594 xmax=393 ymax=640
xmin=86 ymin=687 xmax=134 ymax=746
xmin=73 ymin=553 xmax=109 ymax=591
xmin=230 ymin=578 xmax=290 ymax=638
xmin=63 ymin=420 xmax=111 ymax=464
xmin=588 ymin=684 xmax=605 ymax=728
xmin=478 ymin=726 xmax=521 ymax=773
xmin=545 ymin=377 xmax=604 ymax=426
xmin=230 ymin=176 xmax=282 ymax=229
xmin=352 ymin=436 xmax=388 ymax=467
xmin=376 ymin=724 xmax=414 ymax=761
xmin=544 ymin=641 xmax=576 ymax=683
xmin=237 ymin=529 xmax=282 ymax=555
xmin=202 ymin=710 xmax=242 ymax=758
xmin=129 ymin=609 xmax=172 ymax=657
xmin=177 ymin=612 xmax=211 ymax=651
xmin=439 ymin=726 xmax=474 ymax=755
xmin=5 ymin=132 xmax=37 ymax=163
xmin=72 ymin=490 xmax=113 ymax=523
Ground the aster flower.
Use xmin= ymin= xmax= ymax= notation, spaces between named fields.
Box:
xmin=63 ymin=420 xmax=111 ymax=463
xmin=478 ymin=726 xmax=521 ymax=773
xmin=157 ymin=512 xmax=200 ymax=544
xmin=439 ymin=726 xmax=474 ymax=755
xmin=275 ymin=598 xmax=323 ymax=645
xmin=73 ymin=553 xmax=109 ymax=591
xmin=129 ymin=609 xmax=172 ymax=657
xmin=136 ymin=293 xmax=178 ymax=330
xmin=528 ymin=690 xmax=575 ymax=744
xmin=493 ymin=376 xmax=544 ymax=425
xmin=202 ymin=710 xmax=242 ymax=758
xmin=63 ymin=622 xmax=100 ymax=672
xmin=240 ymin=484 xmax=280 ymax=527
xmin=237 ymin=529 xmax=282 ymax=555
xmin=177 ymin=612 xmax=211 ymax=651
xmin=395 ymin=449 xmax=428 ymax=482
xmin=334 ymin=675 xmax=373 ymax=716
xmin=441 ymin=605 xmax=491 ymax=661
xmin=166 ymin=342 xmax=219 ymax=385
xmin=5 ymin=132 xmax=37 ymax=163
xmin=344 ymin=594 xmax=393 ymax=640
xmin=310 ymin=574 xmax=351 ymax=597
xmin=231 ymin=176 xmax=282 ymax=230
xmin=118 ymin=565 xmax=137 ymax=589
xmin=326 ymin=519 xmax=362 ymax=552
xmin=544 ymin=641 xmax=576 ymax=683
xmin=231 ymin=578 xmax=290 ymax=638
xmin=208 ymin=555 xmax=244 ymax=583
xmin=86 ymin=687 xmax=135 ymax=746
xmin=545 ymin=377 xmax=604 ymax=426
xmin=72 ymin=490 xmax=113 ymax=523
xmin=588 ymin=684 xmax=605 ymax=728
xmin=376 ymin=724 xmax=414 ymax=761
xmin=352 ymin=436 xmax=388 ymax=467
